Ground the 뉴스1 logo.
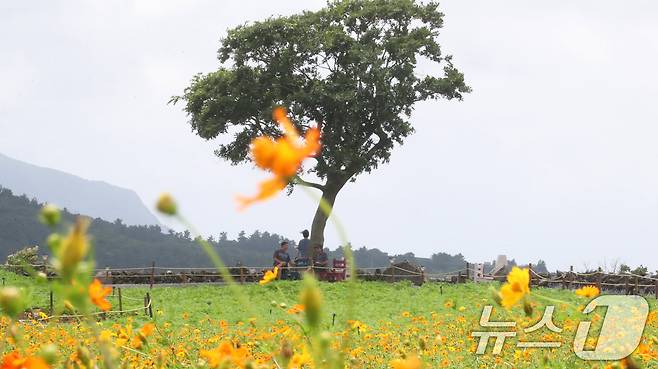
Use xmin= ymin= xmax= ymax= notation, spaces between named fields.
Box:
xmin=472 ymin=295 xmax=649 ymax=360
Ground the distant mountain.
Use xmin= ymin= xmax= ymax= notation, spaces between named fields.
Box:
xmin=0 ymin=152 xmax=159 ymax=226
xmin=0 ymin=186 xmax=290 ymax=267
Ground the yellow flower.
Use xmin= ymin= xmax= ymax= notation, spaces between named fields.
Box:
xmin=288 ymin=350 xmax=312 ymax=369
xmin=348 ymin=320 xmax=368 ymax=333
xmin=575 ymin=285 xmax=600 ymax=299
xmin=390 ymin=355 xmax=423 ymax=369
xmin=58 ymin=218 xmax=90 ymax=272
xmin=98 ymin=330 xmax=113 ymax=343
xmin=237 ymin=107 xmax=321 ymax=209
xmin=498 ymin=267 xmax=530 ymax=308
xmin=88 ymin=279 xmax=112 ymax=312
xmin=259 ymin=267 xmax=279 ymax=285
xmin=156 ymin=193 xmax=177 ymax=216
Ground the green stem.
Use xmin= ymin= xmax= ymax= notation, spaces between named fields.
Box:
xmin=296 ymin=180 xmax=357 ymax=367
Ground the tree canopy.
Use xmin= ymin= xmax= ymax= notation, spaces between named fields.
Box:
xmin=173 ymin=0 xmax=470 ymax=246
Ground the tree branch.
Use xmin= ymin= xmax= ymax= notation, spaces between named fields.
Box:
xmin=293 ymin=176 xmax=325 ymax=191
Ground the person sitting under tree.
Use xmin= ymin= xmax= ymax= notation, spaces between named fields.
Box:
xmin=312 ymin=244 xmax=329 ymax=278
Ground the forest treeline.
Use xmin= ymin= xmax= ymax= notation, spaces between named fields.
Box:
xmin=0 ymin=186 xmax=547 ymax=272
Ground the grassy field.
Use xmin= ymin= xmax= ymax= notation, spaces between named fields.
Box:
xmin=2 ymin=269 xmax=657 ymax=368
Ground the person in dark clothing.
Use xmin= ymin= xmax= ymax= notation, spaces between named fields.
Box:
xmin=297 ymin=230 xmax=311 ymax=260
xmin=273 ymin=241 xmax=291 ymax=266
xmin=273 ymin=241 xmax=295 ymax=279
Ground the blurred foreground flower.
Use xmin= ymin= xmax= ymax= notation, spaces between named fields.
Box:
xmin=497 ymin=267 xmax=530 ymax=308
xmin=259 ymin=267 xmax=279 ymax=285
xmin=575 ymin=285 xmax=600 ymax=298
xmin=237 ymin=107 xmax=320 ymax=209
xmin=1 ymin=352 xmax=49 ymax=369
xmin=88 ymin=279 xmax=112 ymax=311
xmin=390 ymin=355 xmax=423 ymax=369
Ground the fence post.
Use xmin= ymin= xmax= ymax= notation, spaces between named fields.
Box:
xmin=239 ymin=263 xmax=245 ymax=284
xmin=655 ymin=279 xmax=658 ymax=300
xmin=634 ymin=276 xmax=639 ymax=295
xmin=118 ymin=288 xmax=123 ymax=315
xmin=596 ymin=268 xmax=602 ymax=292
xmin=149 ymin=261 xmax=155 ymax=289
xmin=146 ymin=292 xmax=153 ymax=318
xmin=568 ymin=266 xmax=573 ymax=290
xmin=49 ymin=290 xmax=53 ymax=315
xmin=465 ymin=262 xmax=469 ymax=280
xmin=624 ymin=276 xmax=629 ymax=295
xmin=144 ymin=294 xmax=148 ymax=316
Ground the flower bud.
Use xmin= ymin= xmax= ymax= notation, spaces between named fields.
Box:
xmin=58 ymin=218 xmax=90 ymax=274
xmin=39 ymin=204 xmax=61 ymax=226
xmin=156 ymin=193 xmax=177 ymax=216
xmin=523 ymin=299 xmax=533 ymax=317
xmin=36 ymin=272 xmax=48 ymax=282
xmin=39 ymin=344 xmax=58 ymax=365
xmin=300 ymin=274 xmax=322 ymax=329
xmin=46 ymin=234 xmax=61 ymax=252
xmin=0 ymin=287 xmax=24 ymax=318
xmin=318 ymin=331 xmax=332 ymax=350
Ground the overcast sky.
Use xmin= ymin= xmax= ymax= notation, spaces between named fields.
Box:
xmin=1 ymin=0 xmax=657 ymax=271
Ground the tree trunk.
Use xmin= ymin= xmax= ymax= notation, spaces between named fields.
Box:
xmin=309 ymin=177 xmax=345 ymax=251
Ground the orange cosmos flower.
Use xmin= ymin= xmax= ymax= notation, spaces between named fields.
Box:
xmin=1 ymin=352 xmax=49 ymax=369
xmin=286 ymin=304 xmax=305 ymax=315
xmin=200 ymin=341 xmax=250 ymax=368
xmin=132 ymin=323 xmax=156 ymax=349
xmin=237 ymin=107 xmax=321 ymax=209
xmin=88 ymin=278 xmax=112 ymax=311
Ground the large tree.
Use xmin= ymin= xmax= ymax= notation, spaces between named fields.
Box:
xmin=173 ymin=0 xmax=470 ymax=247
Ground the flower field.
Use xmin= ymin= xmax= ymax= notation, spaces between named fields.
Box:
xmin=2 ymin=267 xmax=657 ymax=369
